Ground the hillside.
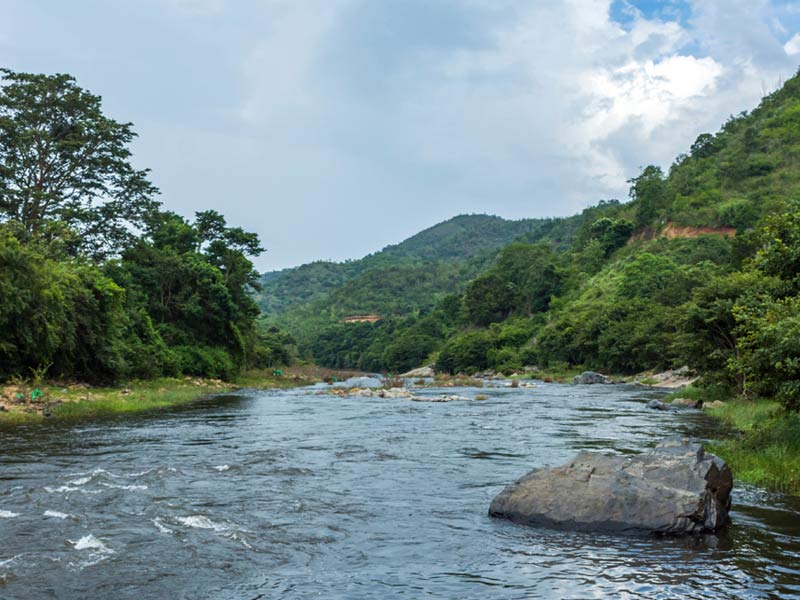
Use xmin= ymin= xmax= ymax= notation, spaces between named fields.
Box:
xmin=255 ymin=214 xmax=563 ymax=321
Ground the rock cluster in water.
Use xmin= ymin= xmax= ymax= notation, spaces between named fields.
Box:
xmin=489 ymin=438 xmax=732 ymax=535
xmin=572 ymin=371 xmax=613 ymax=385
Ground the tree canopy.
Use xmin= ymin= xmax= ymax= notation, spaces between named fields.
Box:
xmin=0 ymin=69 xmax=159 ymax=257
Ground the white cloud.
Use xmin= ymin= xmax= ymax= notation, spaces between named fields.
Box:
xmin=165 ymin=0 xmax=227 ymax=17
xmin=785 ymin=32 xmax=800 ymax=55
xmin=229 ymin=0 xmax=798 ymax=263
xmin=239 ymin=0 xmax=350 ymax=126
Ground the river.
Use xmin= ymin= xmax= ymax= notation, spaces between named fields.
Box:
xmin=0 ymin=381 xmax=798 ymax=599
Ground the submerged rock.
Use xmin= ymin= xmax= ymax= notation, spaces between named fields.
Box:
xmin=489 ymin=437 xmax=732 ymax=535
xmin=377 ymin=388 xmax=413 ymax=399
xmin=410 ymin=394 xmax=470 ymax=402
xmin=646 ymin=399 xmax=698 ymax=411
xmin=572 ymin=371 xmax=612 ymax=385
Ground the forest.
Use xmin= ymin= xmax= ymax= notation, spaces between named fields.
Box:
xmin=0 ymin=69 xmax=293 ymax=384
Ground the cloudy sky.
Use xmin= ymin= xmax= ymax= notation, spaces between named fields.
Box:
xmin=2 ymin=1 xmax=800 ymax=270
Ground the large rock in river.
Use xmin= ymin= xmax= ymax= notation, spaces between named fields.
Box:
xmin=489 ymin=438 xmax=732 ymax=535
xmin=572 ymin=371 xmax=612 ymax=384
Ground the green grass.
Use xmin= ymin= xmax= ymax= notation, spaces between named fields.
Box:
xmin=665 ymin=383 xmax=733 ymax=403
xmin=704 ymin=398 xmax=800 ymax=495
xmin=50 ymin=384 xmax=219 ymax=419
xmin=0 ymin=370 xmax=312 ymax=426
xmin=233 ymin=368 xmax=315 ymax=389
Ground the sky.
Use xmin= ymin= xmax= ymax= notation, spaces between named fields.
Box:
xmin=2 ymin=0 xmax=800 ymax=271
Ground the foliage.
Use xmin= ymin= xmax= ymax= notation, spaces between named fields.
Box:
xmin=0 ymin=69 xmax=159 ymax=258
xmin=436 ymin=330 xmax=496 ymax=374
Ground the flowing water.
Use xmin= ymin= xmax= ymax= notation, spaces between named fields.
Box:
xmin=0 ymin=381 xmax=798 ymax=599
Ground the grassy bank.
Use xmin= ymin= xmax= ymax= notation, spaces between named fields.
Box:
xmin=694 ymin=390 xmax=800 ymax=495
xmin=0 ymin=367 xmax=319 ymax=426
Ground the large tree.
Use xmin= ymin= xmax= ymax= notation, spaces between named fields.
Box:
xmin=0 ymin=69 xmax=159 ymax=257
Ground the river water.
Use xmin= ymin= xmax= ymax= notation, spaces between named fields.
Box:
xmin=0 ymin=381 xmax=798 ymax=599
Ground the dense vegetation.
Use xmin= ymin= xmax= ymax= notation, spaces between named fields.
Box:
xmin=0 ymin=69 xmax=293 ymax=384
xmin=286 ymin=69 xmax=800 ymax=417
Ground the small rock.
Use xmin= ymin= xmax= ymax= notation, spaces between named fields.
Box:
xmin=635 ymin=367 xmax=698 ymax=389
xmin=410 ymin=394 xmax=469 ymax=402
xmin=348 ymin=388 xmax=374 ymax=397
xmin=647 ymin=399 xmax=677 ymax=411
xmin=573 ymin=371 xmax=612 ymax=385
xmin=703 ymin=400 xmax=727 ymax=410
xmin=377 ymin=388 xmax=412 ymax=399
xmin=671 ymin=397 xmax=702 ymax=409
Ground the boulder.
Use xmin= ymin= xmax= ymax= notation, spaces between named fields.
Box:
xmin=398 ymin=366 xmax=435 ymax=378
xmin=489 ymin=437 xmax=732 ymax=535
xmin=573 ymin=371 xmax=612 ymax=385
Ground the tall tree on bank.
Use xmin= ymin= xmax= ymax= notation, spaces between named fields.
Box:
xmin=0 ymin=69 xmax=159 ymax=258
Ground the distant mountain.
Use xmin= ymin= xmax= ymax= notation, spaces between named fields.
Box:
xmin=254 ymin=214 xmax=562 ymax=321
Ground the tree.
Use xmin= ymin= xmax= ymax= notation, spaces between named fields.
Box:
xmin=110 ymin=209 xmax=266 ymax=378
xmin=0 ymin=69 xmax=159 ymax=257
xmin=751 ymin=199 xmax=800 ymax=288
xmin=463 ymin=273 xmax=514 ymax=326
xmin=628 ymin=165 xmax=667 ymax=226
xmin=587 ymin=218 xmax=634 ymax=257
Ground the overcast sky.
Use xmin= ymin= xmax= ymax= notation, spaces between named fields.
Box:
xmin=2 ymin=1 xmax=799 ymax=271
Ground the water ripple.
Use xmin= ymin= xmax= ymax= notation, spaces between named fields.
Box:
xmin=0 ymin=383 xmax=797 ymax=598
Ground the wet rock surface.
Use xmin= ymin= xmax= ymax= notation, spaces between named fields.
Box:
xmin=489 ymin=438 xmax=732 ymax=535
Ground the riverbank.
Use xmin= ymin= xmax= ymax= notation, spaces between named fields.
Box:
xmin=703 ymin=397 xmax=800 ymax=495
xmin=0 ymin=367 xmax=322 ymax=425
xmin=667 ymin=384 xmax=800 ymax=495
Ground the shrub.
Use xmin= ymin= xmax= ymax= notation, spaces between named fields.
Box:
xmin=171 ymin=345 xmax=238 ymax=380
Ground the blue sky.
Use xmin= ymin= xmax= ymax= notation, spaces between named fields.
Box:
xmin=2 ymin=0 xmax=799 ymax=270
